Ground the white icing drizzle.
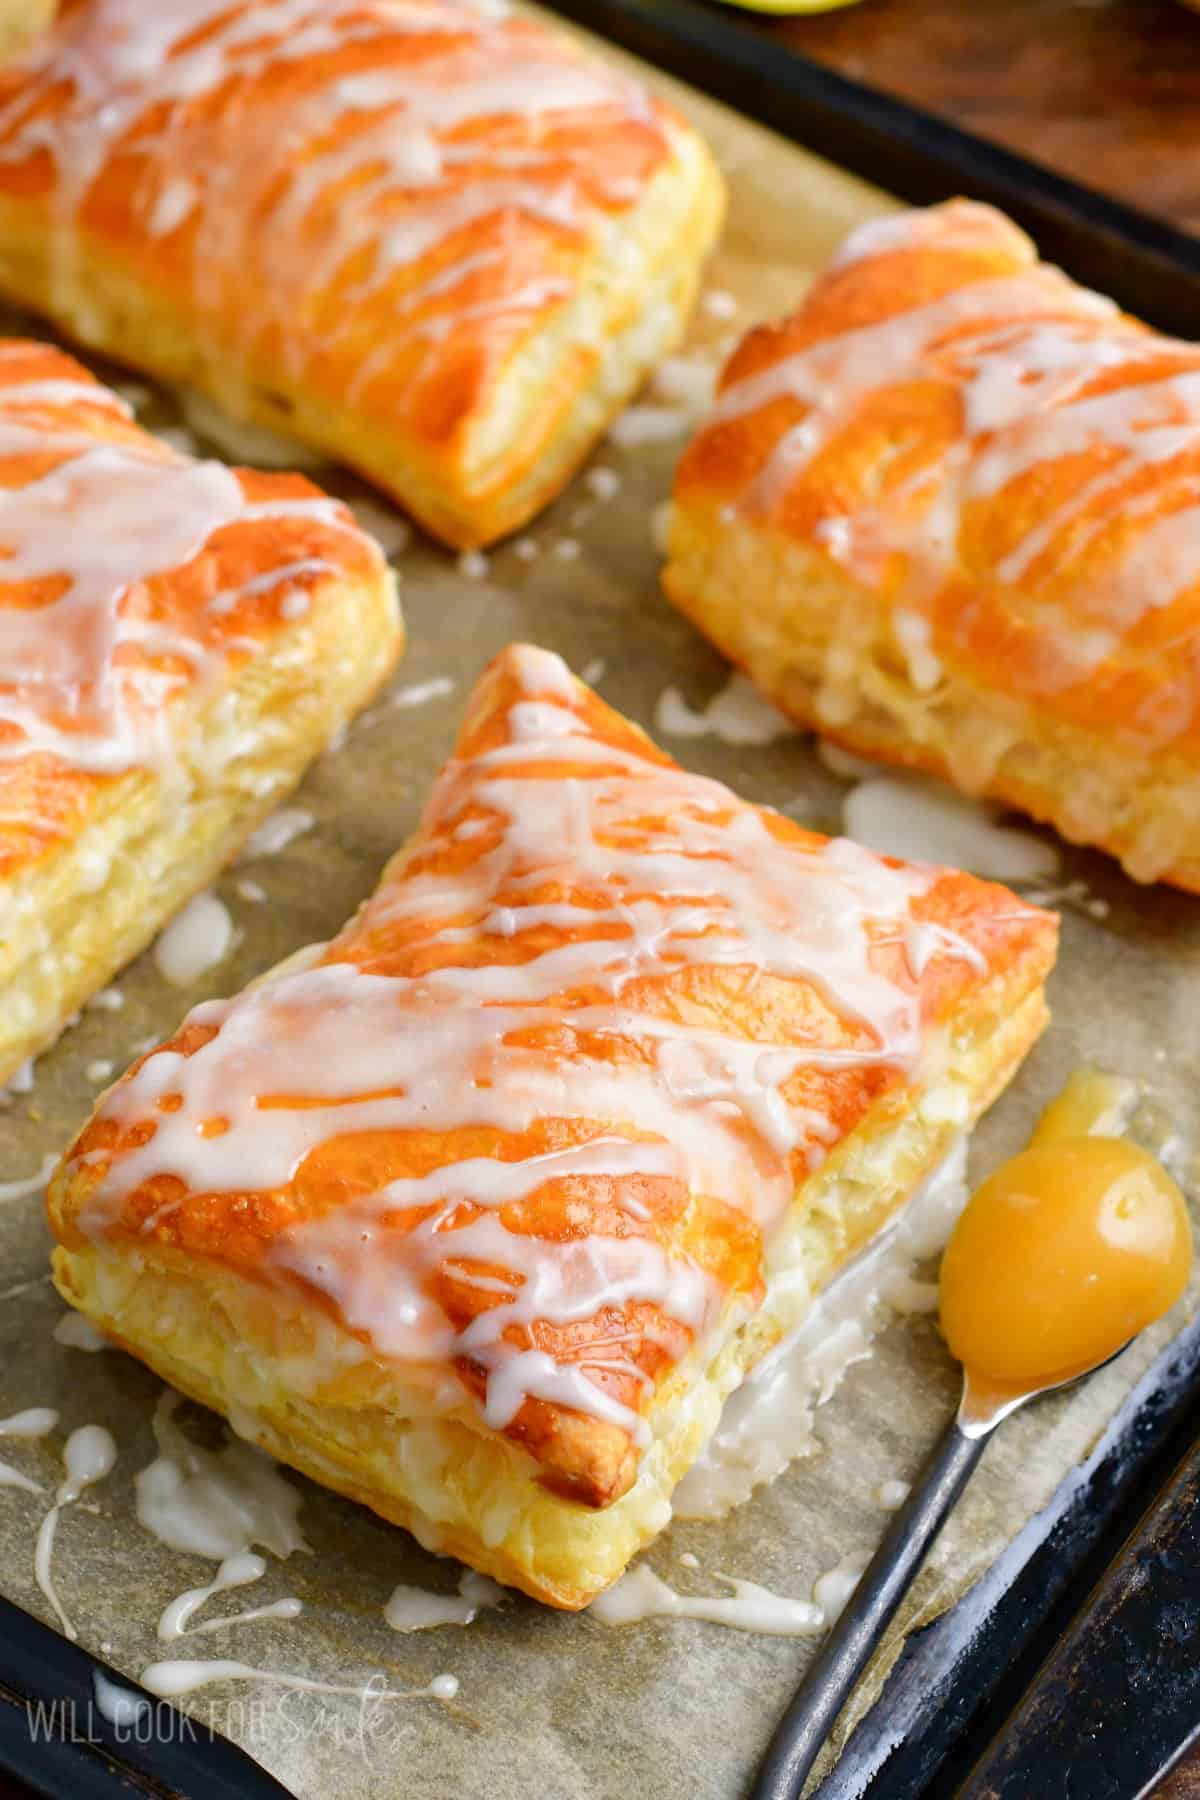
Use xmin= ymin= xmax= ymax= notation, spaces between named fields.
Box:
xmin=182 ymin=1597 xmax=304 ymax=1635
xmin=78 ymin=646 xmax=996 ymax=1453
xmin=392 ymin=676 xmax=455 ymax=710
xmin=92 ymin=1670 xmax=152 ymax=1730
xmin=2 ymin=1060 xmax=36 ymax=1097
xmin=675 ymin=1141 xmax=969 ymax=1519
xmin=654 ymin=672 xmax=796 ymax=747
xmin=87 ymin=987 xmax=126 ymax=1012
xmin=0 ymin=1462 xmax=42 ymax=1494
xmin=0 ymin=1408 xmax=58 ymax=1437
xmin=0 ymin=1410 xmax=60 ymax=1497
xmin=385 ymin=1567 xmax=504 ymax=1631
xmin=703 ymin=289 xmax=739 ymax=321
xmin=238 ymin=807 xmax=315 ymax=861
xmin=590 ymin=1565 xmax=823 ymax=1635
xmin=0 ymin=0 xmax=664 ymax=421
xmin=0 ymin=365 xmax=377 ymax=787
xmin=138 ymin=1660 xmax=459 ymax=1704
xmin=157 ymin=1551 xmax=301 ymax=1640
xmin=876 ymin=1478 xmax=910 ymax=1511
xmin=0 ymin=1152 xmax=58 ymax=1202
xmin=53 ymin=1312 xmax=110 ymax=1351
xmin=153 ymin=892 xmax=235 ymax=988
xmin=607 ymin=404 xmax=692 ymax=447
xmin=842 ymin=774 xmax=1060 ymax=884
xmin=158 ymin=1552 xmax=267 ymax=1640
xmin=134 ymin=1391 xmax=306 ymax=1561
xmin=812 ymin=1552 xmax=869 ymax=1625
xmin=457 ymin=549 xmax=489 ymax=581
xmin=0 ymin=1272 xmax=50 ymax=1302
xmin=35 ymin=1424 xmax=117 ymax=1639
xmin=650 ymin=354 xmax=717 ymax=415
xmin=705 ymin=201 xmax=1200 ymax=719
xmin=585 ymin=467 xmax=621 ymax=502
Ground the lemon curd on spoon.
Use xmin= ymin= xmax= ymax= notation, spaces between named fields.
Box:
xmin=940 ymin=1071 xmax=1193 ymax=1396
xmin=750 ymin=1070 xmax=1192 ymax=1800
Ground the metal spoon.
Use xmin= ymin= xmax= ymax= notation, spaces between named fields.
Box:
xmin=749 ymin=1349 xmax=1130 ymax=1800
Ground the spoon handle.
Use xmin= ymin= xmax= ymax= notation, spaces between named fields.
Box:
xmin=750 ymin=1417 xmax=987 ymax=1800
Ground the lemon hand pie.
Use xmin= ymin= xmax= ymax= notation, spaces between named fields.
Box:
xmin=665 ymin=199 xmax=1200 ymax=889
xmin=0 ymin=0 xmax=724 ymax=548
xmin=0 ymin=337 xmax=401 ymax=1085
xmin=48 ymin=644 xmax=1055 ymax=1607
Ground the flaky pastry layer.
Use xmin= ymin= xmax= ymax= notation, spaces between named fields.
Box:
xmin=0 ymin=578 xmax=401 ymax=1080
xmin=0 ymin=338 xmax=403 ymax=1080
xmin=52 ymin=979 xmax=1047 ymax=1608
xmin=664 ymin=504 xmax=1200 ymax=890
xmin=0 ymin=1 xmax=724 ymax=546
xmin=47 ymin=644 xmax=1055 ymax=1607
xmin=666 ymin=199 xmax=1200 ymax=889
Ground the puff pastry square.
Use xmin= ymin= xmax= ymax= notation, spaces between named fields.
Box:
xmin=48 ymin=644 xmax=1056 ymax=1607
xmin=0 ymin=337 xmax=401 ymax=1083
xmin=0 ymin=0 xmax=724 ymax=548
xmin=665 ymin=199 xmax=1200 ymax=890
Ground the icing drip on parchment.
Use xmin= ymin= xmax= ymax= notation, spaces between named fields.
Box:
xmin=158 ymin=1552 xmax=302 ymax=1642
xmin=34 ymin=1424 xmax=117 ymax=1639
xmin=135 ymin=1390 xmax=306 ymax=1561
xmin=590 ymin=1565 xmax=822 ymax=1636
xmin=139 ymin=1659 xmax=460 ymax=1704
xmin=0 ymin=1407 xmax=59 ymax=1496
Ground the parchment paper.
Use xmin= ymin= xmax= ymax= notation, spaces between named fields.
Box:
xmin=2 ymin=23 xmax=1199 ymax=1799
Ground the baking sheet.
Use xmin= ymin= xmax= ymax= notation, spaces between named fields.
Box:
xmin=3 ymin=20 xmax=1200 ymax=1799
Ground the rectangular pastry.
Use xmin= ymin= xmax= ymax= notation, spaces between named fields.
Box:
xmin=665 ymin=199 xmax=1200 ymax=890
xmin=47 ymin=644 xmax=1056 ymax=1608
xmin=0 ymin=0 xmax=725 ymax=548
xmin=0 ymin=337 xmax=401 ymax=1084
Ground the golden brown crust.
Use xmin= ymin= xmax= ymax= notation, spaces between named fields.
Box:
xmin=0 ymin=0 xmax=724 ymax=546
xmin=0 ymin=336 xmax=403 ymax=1080
xmin=667 ymin=199 xmax=1200 ymax=888
xmin=49 ymin=974 xmax=1050 ymax=1608
xmin=47 ymin=644 xmax=1055 ymax=1604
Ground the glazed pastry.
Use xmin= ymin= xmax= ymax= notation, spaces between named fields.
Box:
xmin=48 ymin=644 xmax=1056 ymax=1608
xmin=0 ymin=338 xmax=401 ymax=1084
xmin=0 ymin=0 xmax=724 ymax=548
xmin=665 ymin=199 xmax=1200 ymax=890
xmin=0 ymin=1 xmax=55 ymax=56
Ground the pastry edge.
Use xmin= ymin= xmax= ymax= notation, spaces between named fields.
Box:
xmin=0 ymin=124 xmax=724 ymax=548
xmin=47 ymin=965 xmax=1052 ymax=1610
xmin=663 ymin=502 xmax=1200 ymax=890
xmin=0 ymin=564 xmax=403 ymax=1084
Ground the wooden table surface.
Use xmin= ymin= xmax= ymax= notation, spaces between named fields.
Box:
xmin=742 ymin=0 xmax=1200 ymax=236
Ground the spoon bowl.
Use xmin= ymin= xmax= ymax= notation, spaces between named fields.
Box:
xmin=750 ymin=1068 xmax=1193 ymax=1800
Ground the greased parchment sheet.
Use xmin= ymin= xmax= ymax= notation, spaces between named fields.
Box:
xmin=2 ymin=24 xmax=1199 ymax=1799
